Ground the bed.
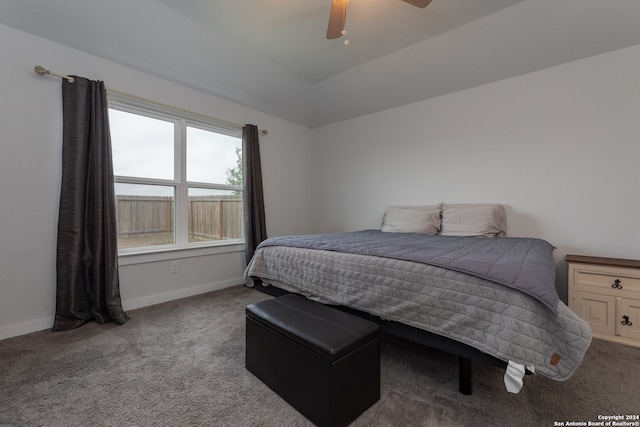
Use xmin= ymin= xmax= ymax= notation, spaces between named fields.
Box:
xmin=244 ymin=203 xmax=592 ymax=394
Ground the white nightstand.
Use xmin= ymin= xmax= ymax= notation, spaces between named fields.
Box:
xmin=567 ymin=254 xmax=640 ymax=348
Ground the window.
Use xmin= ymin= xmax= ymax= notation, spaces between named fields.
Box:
xmin=109 ymin=96 xmax=243 ymax=253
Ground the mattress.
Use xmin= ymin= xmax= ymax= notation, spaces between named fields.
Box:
xmin=245 ymin=244 xmax=592 ymax=382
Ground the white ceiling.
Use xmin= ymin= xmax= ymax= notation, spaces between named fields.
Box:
xmin=155 ymin=0 xmax=527 ymax=84
xmin=2 ymin=0 xmax=640 ymax=128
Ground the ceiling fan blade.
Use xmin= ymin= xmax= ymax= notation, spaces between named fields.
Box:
xmin=326 ymin=0 xmax=349 ymax=39
xmin=401 ymin=0 xmax=433 ymax=8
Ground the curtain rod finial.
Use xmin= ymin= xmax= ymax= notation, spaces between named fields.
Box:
xmin=34 ymin=65 xmax=47 ymax=76
xmin=34 ymin=65 xmax=75 ymax=83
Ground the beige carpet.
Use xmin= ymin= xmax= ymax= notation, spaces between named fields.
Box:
xmin=1 ymin=285 xmax=639 ymax=427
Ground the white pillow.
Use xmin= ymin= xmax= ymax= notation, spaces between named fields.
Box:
xmin=441 ymin=203 xmax=506 ymax=237
xmin=381 ymin=205 xmax=441 ymax=234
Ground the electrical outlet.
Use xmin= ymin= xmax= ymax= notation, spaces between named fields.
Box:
xmin=170 ymin=261 xmax=178 ymax=273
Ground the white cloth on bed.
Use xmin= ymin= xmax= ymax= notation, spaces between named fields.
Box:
xmin=504 ymin=360 xmax=526 ymax=393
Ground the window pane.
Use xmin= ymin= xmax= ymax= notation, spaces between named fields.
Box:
xmin=115 ymin=183 xmax=175 ymax=249
xmin=187 ymin=126 xmax=242 ymax=184
xmin=110 ymin=109 xmax=175 ymax=180
xmin=188 ymin=188 xmax=243 ymax=243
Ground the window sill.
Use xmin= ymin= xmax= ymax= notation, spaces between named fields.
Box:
xmin=118 ymin=241 xmax=245 ymax=266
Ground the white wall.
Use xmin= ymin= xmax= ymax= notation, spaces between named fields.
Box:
xmin=311 ymin=44 xmax=640 ymax=302
xmin=0 ymin=24 xmax=313 ymax=339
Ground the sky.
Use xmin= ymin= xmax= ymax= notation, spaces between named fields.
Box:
xmin=109 ymin=108 xmax=242 ymax=197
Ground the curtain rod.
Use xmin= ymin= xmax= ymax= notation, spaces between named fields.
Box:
xmin=33 ymin=65 xmax=268 ymax=135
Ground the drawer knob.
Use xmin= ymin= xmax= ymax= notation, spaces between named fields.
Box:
xmin=611 ymin=279 xmax=623 ymax=289
xmin=621 ymin=315 xmax=633 ymax=326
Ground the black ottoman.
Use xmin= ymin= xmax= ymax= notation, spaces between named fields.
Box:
xmin=246 ymin=294 xmax=381 ymax=427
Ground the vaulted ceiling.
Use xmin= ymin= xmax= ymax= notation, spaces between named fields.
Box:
xmin=2 ymin=0 xmax=640 ymax=128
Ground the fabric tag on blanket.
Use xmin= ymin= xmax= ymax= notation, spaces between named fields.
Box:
xmin=504 ymin=360 xmax=526 ymax=393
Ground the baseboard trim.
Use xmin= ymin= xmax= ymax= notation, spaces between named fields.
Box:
xmin=122 ymin=278 xmax=243 ymax=311
xmin=0 ymin=317 xmax=54 ymax=341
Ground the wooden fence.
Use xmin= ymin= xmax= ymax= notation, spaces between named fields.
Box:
xmin=188 ymin=195 xmax=243 ymax=241
xmin=115 ymin=195 xmax=242 ymax=247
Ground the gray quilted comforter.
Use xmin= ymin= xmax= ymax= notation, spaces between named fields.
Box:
xmin=258 ymin=230 xmax=559 ymax=310
xmin=244 ymin=232 xmax=592 ymax=381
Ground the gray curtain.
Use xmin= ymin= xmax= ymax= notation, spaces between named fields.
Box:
xmin=242 ymin=124 xmax=267 ymax=264
xmin=53 ymin=77 xmax=129 ymax=332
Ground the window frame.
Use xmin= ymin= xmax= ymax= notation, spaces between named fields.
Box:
xmin=108 ymin=91 xmax=245 ymax=264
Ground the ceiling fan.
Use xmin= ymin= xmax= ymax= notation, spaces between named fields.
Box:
xmin=326 ymin=0 xmax=433 ymax=39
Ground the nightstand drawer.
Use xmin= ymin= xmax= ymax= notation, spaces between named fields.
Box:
xmin=571 ymin=265 xmax=640 ymax=293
